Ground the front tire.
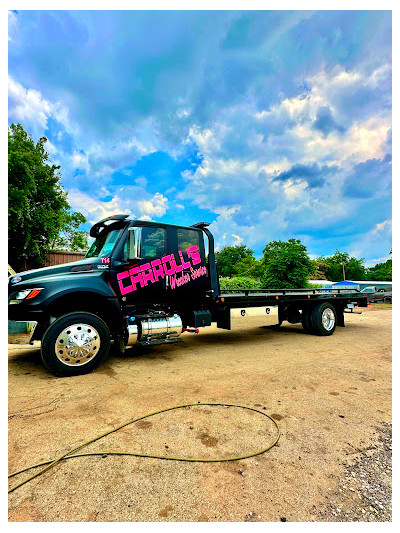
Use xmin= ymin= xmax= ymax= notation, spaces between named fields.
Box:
xmin=309 ymin=303 xmax=337 ymax=336
xmin=41 ymin=312 xmax=111 ymax=377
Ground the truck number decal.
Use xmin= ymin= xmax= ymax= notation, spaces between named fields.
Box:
xmin=117 ymin=245 xmax=206 ymax=295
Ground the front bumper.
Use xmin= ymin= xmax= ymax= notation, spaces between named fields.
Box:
xmin=8 ymin=320 xmax=38 ymax=345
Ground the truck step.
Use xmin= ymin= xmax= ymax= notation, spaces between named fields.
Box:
xmin=136 ymin=337 xmax=184 ymax=347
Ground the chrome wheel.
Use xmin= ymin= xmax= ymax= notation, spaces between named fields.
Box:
xmin=55 ymin=323 xmax=100 ymax=366
xmin=321 ymin=308 xmax=335 ymax=331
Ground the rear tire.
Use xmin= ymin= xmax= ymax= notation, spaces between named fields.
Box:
xmin=41 ymin=312 xmax=111 ymax=377
xmin=310 ymin=303 xmax=337 ymax=336
xmin=383 ymin=296 xmax=392 ymax=304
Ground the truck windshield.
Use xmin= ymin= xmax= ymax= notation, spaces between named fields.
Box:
xmin=86 ymin=228 xmax=123 ymax=258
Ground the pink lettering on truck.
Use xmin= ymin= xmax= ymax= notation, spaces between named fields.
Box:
xmin=117 ymin=244 xmax=207 ymax=295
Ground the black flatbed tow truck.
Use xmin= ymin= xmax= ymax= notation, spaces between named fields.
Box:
xmin=8 ymin=215 xmax=368 ymax=376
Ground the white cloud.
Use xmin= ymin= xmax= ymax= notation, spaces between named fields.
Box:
xmin=348 ymin=220 xmax=392 ymax=264
xmin=67 ymin=189 xmax=132 ymax=224
xmin=135 ymin=176 xmax=147 ymax=187
xmin=71 ymin=152 xmax=89 ymax=171
xmin=8 ymin=77 xmax=52 ymax=135
xmin=45 ymin=139 xmax=58 ymax=156
xmin=136 ymin=193 xmax=168 ymax=217
xmin=69 ymin=132 xmax=156 ymax=181
xmin=187 ymin=125 xmax=222 ymax=153
xmin=8 ymin=11 xmax=18 ymax=41
xmin=8 ymin=76 xmax=75 ymax=139
xmin=68 ymin=186 xmax=168 ymax=226
xmin=232 ymin=234 xmax=243 ymax=246
xmin=281 ymin=179 xmax=309 ymax=200
xmin=372 ymin=219 xmax=392 ymax=234
xmin=290 ymin=116 xmax=391 ymax=168
xmin=117 ymin=137 xmax=154 ymax=157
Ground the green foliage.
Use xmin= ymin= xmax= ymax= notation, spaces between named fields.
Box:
xmin=309 ymin=258 xmax=330 ymax=280
xmin=234 ymin=256 xmax=264 ymax=279
xmin=215 ymin=244 xmax=255 ymax=278
xmin=262 ymin=238 xmax=314 ymax=289
xmin=346 ymin=257 xmax=367 ymax=280
xmin=219 ymin=276 xmax=263 ymax=292
xmin=303 ymin=280 xmax=320 ymax=289
xmin=50 ymin=212 xmax=89 ymax=252
xmin=318 ymin=250 xmax=367 ymax=281
xmin=8 ymin=123 xmax=87 ymax=270
xmin=366 ymin=258 xmax=392 ymax=281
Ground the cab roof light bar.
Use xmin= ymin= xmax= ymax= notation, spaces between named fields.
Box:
xmin=190 ymin=222 xmax=211 ymax=229
xmin=89 ymin=214 xmax=129 ymax=238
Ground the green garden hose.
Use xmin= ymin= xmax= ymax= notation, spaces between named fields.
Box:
xmin=8 ymin=403 xmax=280 ymax=494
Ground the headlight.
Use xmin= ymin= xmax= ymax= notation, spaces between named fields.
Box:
xmin=16 ymin=290 xmax=33 ymax=300
xmin=15 ymin=288 xmax=43 ymax=301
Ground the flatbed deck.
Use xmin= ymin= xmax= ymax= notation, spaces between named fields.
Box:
xmin=216 ymin=289 xmax=367 ymax=308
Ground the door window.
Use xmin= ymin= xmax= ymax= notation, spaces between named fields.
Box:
xmin=177 ymin=229 xmax=200 ymax=254
xmin=141 ymin=227 xmax=166 ymax=257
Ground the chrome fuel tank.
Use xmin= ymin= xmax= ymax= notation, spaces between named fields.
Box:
xmin=127 ymin=314 xmax=182 ymax=345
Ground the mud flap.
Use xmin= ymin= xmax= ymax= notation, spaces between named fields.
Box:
xmin=337 ymin=311 xmax=345 ymax=327
xmin=216 ymin=307 xmax=231 ymax=330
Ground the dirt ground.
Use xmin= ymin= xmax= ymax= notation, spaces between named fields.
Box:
xmin=8 ymin=304 xmax=392 ymax=522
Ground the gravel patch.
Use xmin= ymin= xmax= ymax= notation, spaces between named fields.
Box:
xmin=318 ymin=422 xmax=392 ymax=522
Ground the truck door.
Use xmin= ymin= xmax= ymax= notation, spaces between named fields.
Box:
xmin=113 ymin=225 xmax=169 ymax=307
xmin=165 ymin=227 xmax=209 ymax=303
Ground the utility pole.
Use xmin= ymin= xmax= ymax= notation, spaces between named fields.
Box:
xmin=342 ymin=262 xmax=346 ymax=280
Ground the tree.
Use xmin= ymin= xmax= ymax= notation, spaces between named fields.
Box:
xmin=346 ymin=257 xmax=367 ymax=281
xmin=320 ymin=250 xmax=367 ymax=281
xmin=309 ymin=258 xmax=330 ymax=280
xmin=8 ymin=123 xmax=87 ymax=270
xmin=235 ymin=256 xmax=264 ymax=279
xmin=50 ymin=212 xmax=89 ymax=252
xmin=215 ymin=244 xmax=255 ymax=278
xmin=366 ymin=252 xmax=392 ymax=281
xmin=262 ymin=238 xmax=314 ymax=289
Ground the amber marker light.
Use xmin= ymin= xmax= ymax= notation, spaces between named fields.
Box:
xmin=26 ymin=289 xmax=43 ymax=300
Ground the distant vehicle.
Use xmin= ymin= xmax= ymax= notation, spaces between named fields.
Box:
xmin=362 ymin=286 xmax=376 ymax=293
xmin=362 ymin=286 xmax=392 ymax=303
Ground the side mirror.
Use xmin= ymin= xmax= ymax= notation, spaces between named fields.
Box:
xmin=127 ymin=227 xmax=142 ymax=260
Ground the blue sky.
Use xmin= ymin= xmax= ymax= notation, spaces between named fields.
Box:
xmin=8 ymin=10 xmax=392 ymax=266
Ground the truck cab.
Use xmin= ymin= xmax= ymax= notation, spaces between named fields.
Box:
xmin=8 ymin=215 xmax=218 ymax=376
